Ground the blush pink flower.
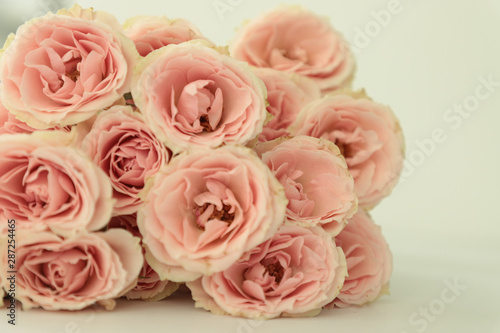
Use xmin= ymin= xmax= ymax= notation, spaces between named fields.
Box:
xmin=187 ymin=225 xmax=347 ymax=319
xmin=108 ymin=214 xmax=179 ymax=301
xmin=253 ymin=68 xmax=320 ymax=142
xmin=124 ymin=16 xmax=213 ymax=57
xmin=138 ymin=145 xmax=287 ymax=282
xmin=0 ymin=5 xmax=139 ymax=129
xmin=231 ymin=5 xmax=356 ymax=93
xmin=255 ymin=136 xmax=357 ymax=236
xmin=81 ymin=105 xmax=171 ymax=215
xmin=0 ymin=132 xmax=114 ymax=237
xmin=0 ymin=229 xmax=143 ymax=310
xmin=131 ymin=40 xmax=267 ymax=154
xmin=290 ymin=91 xmax=405 ymax=209
xmin=325 ymin=210 xmax=392 ymax=308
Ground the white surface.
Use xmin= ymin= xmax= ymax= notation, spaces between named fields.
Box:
xmin=2 ymin=0 xmax=500 ymax=332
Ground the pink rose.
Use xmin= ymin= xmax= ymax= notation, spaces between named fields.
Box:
xmin=131 ymin=40 xmax=267 ymax=154
xmin=0 ymin=5 xmax=138 ymax=129
xmin=138 ymin=145 xmax=287 ymax=282
xmin=231 ymin=5 xmax=356 ymax=93
xmin=325 ymin=210 xmax=392 ymax=308
xmin=124 ymin=16 xmax=213 ymax=57
xmin=0 ymin=229 xmax=143 ymax=310
xmin=108 ymin=214 xmax=179 ymax=301
xmin=0 ymin=132 xmax=114 ymax=237
xmin=255 ymin=136 xmax=357 ymax=236
xmin=252 ymin=68 xmax=321 ymax=142
xmin=187 ymin=225 xmax=347 ymax=319
xmin=81 ymin=105 xmax=171 ymax=215
xmin=290 ymin=91 xmax=405 ymax=208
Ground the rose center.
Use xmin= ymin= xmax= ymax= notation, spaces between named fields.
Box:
xmin=65 ymin=69 xmax=80 ymax=82
xmin=286 ymin=47 xmax=308 ymax=63
xmin=24 ymin=169 xmax=49 ymax=214
xmin=199 ymin=111 xmax=213 ymax=132
xmin=62 ymin=52 xmax=82 ymax=83
xmin=40 ymin=253 xmax=88 ymax=291
xmin=27 ymin=193 xmax=47 ymax=211
xmin=174 ymin=80 xmax=224 ymax=134
xmin=194 ymin=203 xmax=235 ymax=231
xmin=263 ymin=260 xmax=285 ymax=284
xmin=335 ymin=140 xmax=352 ymax=159
xmin=117 ymin=156 xmax=138 ymax=172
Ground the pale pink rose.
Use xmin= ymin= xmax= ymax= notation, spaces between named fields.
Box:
xmin=0 ymin=229 xmax=143 ymax=310
xmin=290 ymin=91 xmax=405 ymax=209
xmin=0 ymin=5 xmax=139 ymax=129
xmin=325 ymin=210 xmax=392 ymax=308
xmin=231 ymin=5 xmax=356 ymax=93
xmin=138 ymin=145 xmax=287 ymax=282
xmin=124 ymin=16 xmax=213 ymax=57
xmin=255 ymin=136 xmax=357 ymax=236
xmin=0 ymin=132 xmax=114 ymax=237
xmin=131 ymin=40 xmax=267 ymax=154
xmin=108 ymin=214 xmax=179 ymax=301
xmin=252 ymin=68 xmax=321 ymax=142
xmin=81 ymin=105 xmax=171 ymax=215
xmin=187 ymin=225 xmax=347 ymax=319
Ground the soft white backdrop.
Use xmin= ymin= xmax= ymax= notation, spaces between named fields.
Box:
xmin=1 ymin=0 xmax=500 ymax=332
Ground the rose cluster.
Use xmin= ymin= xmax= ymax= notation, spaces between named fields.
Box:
xmin=0 ymin=4 xmax=403 ymax=318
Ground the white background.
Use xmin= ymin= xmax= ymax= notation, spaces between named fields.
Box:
xmin=1 ymin=0 xmax=500 ymax=332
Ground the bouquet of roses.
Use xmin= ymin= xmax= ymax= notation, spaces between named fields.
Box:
xmin=0 ymin=4 xmax=404 ymax=319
